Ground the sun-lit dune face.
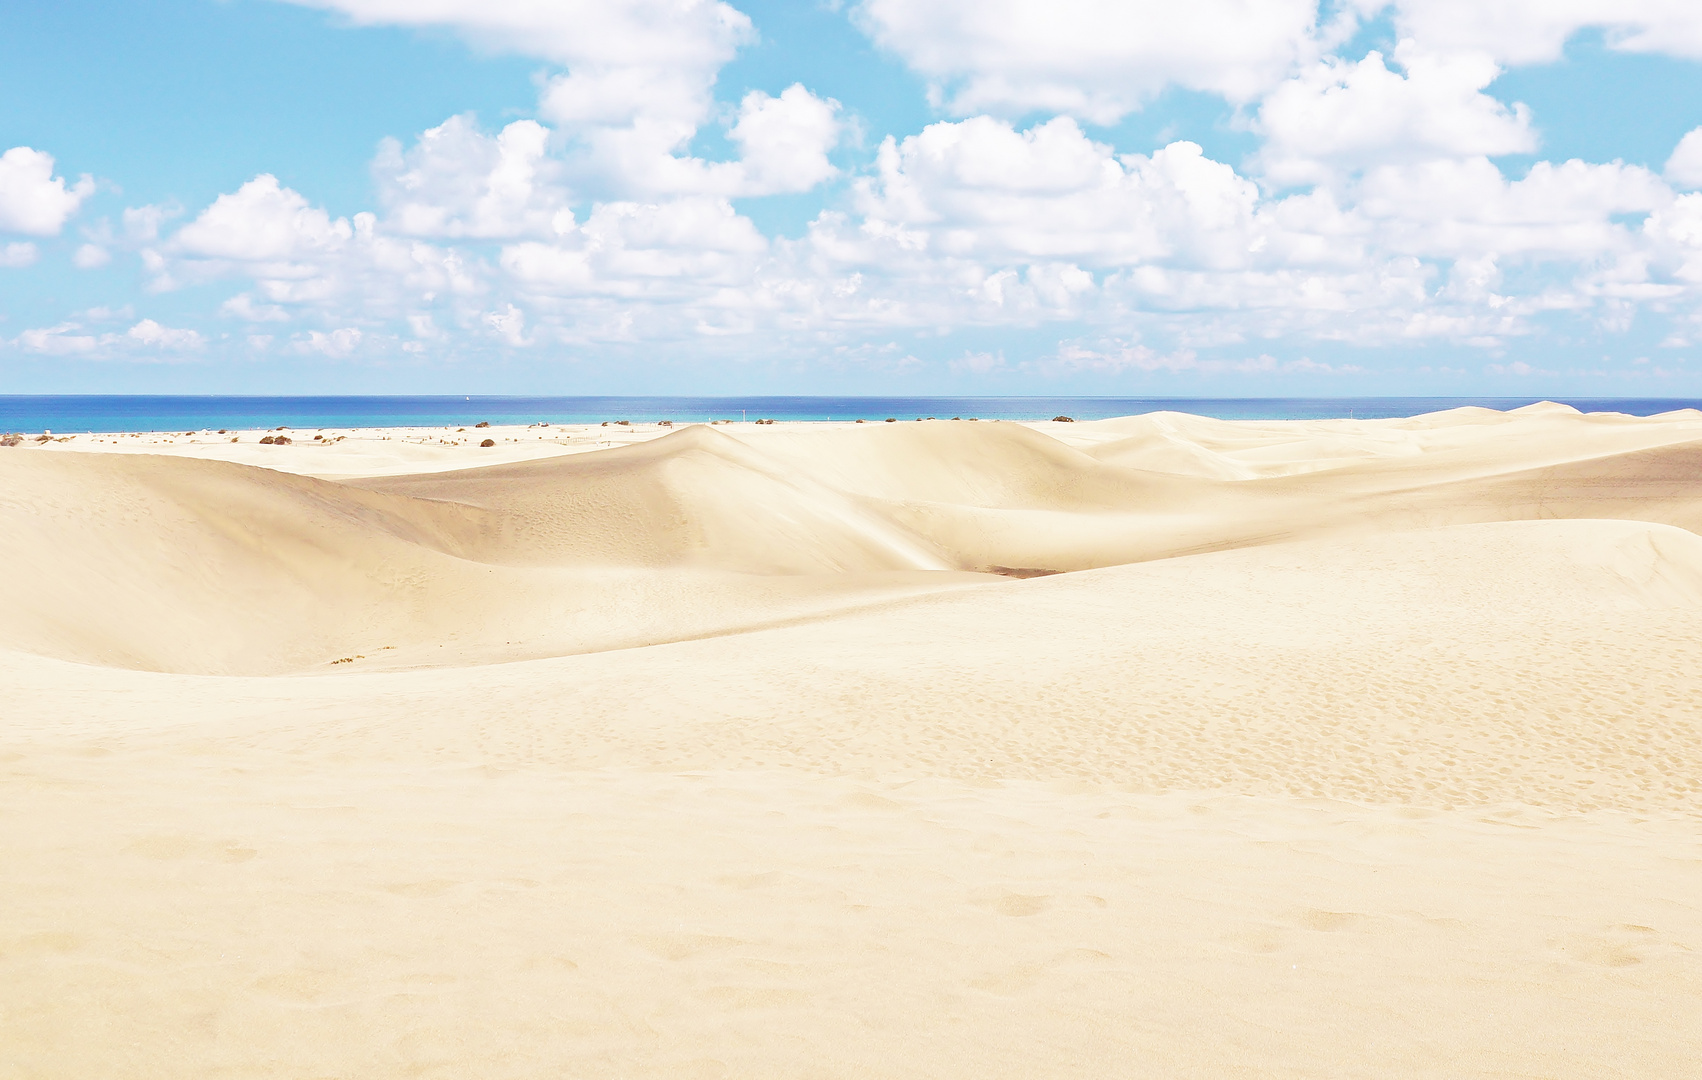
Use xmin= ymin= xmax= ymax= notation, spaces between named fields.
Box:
xmin=4 ymin=406 xmax=1702 ymax=676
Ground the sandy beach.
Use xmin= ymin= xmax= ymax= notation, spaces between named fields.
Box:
xmin=4 ymin=403 xmax=1702 ymax=1077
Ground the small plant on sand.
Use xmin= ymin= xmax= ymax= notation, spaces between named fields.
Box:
xmin=480 ymin=438 xmax=496 ymax=447
xmin=1 ymin=433 xmax=22 ymax=447
xmin=1052 ymin=415 xmax=1075 ymax=422
xmin=475 ymin=421 xmax=490 ymax=428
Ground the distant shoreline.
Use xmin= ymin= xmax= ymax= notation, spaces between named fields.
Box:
xmin=5 ymin=394 xmax=1702 ymax=434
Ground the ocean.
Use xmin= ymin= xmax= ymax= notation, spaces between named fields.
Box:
xmin=2 ymin=395 xmax=1700 ymax=433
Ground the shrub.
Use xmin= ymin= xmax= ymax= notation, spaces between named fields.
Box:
xmin=1052 ymin=415 xmax=1075 ymax=422
xmin=475 ymin=421 xmax=491 ymax=428
xmin=480 ymin=438 xmax=496 ymax=447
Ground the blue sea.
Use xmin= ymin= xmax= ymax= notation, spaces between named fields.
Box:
xmin=2 ymin=395 xmax=1700 ymax=433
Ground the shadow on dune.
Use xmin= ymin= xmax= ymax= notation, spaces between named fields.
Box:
xmin=3 ymin=412 xmax=1701 ymax=674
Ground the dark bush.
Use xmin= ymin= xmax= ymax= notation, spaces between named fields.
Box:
xmin=480 ymin=438 xmax=496 ymax=447
xmin=1052 ymin=415 xmax=1075 ymax=422
xmin=475 ymin=421 xmax=491 ymax=428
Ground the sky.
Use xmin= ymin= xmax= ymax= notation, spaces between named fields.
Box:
xmin=6 ymin=1 xmax=1702 ymax=395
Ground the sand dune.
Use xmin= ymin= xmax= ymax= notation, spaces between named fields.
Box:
xmin=3 ymin=403 xmax=1701 ymax=1077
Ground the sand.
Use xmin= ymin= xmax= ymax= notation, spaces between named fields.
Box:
xmin=3 ymin=404 xmax=1700 ymax=1077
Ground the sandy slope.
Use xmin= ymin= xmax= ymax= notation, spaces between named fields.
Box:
xmin=3 ymin=404 xmax=1702 ymax=1077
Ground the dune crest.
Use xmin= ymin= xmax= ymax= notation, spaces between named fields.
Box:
xmin=7 ymin=406 xmax=1702 ymax=673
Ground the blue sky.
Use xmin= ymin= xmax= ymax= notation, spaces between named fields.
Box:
xmin=5 ymin=0 xmax=1702 ymax=395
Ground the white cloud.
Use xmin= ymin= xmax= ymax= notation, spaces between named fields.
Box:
xmin=855 ymin=0 xmax=1321 ymax=122
xmin=123 ymin=203 xmax=180 ymax=242
xmin=1377 ymin=0 xmax=1702 ymax=66
xmin=949 ymin=349 xmax=1005 ymax=374
xmin=852 ymin=117 xmax=1326 ymax=275
xmin=728 ymin=85 xmax=842 ymax=194
xmin=1665 ymin=128 xmax=1702 ymax=190
xmin=73 ymin=243 xmax=111 ymax=269
xmin=484 ymin=302 xmax=529 ymax=345
xmin=1047 ymin=338 xmax=1361 ymax=375
xmin=127 ymin=319 xmax=205 ymax=349
xmin=1254 ymin=44 xmax=1537 ymax=186
xmin=374 ymin=116 xmax=572 ymax=238
xmin=5 ymin=317 xmax=202 ymax=358
xmin=297 ymin=327 xmax=364 ymax=357
xmin=1354 ymin=156 xmax=1668 ymax=259
xmin=174 ymin=174 xmax=353 ymax=261
xmin=221 ymin=293 xmax=291 ymax=321
xmin=0 ymin=241 xmax=38 ymax=268
xmin=502 ymin=196 xmax=768 ymax=298
xmin=291 ymin=0 xmax=785 ymax=202
xmin=79 ymin=305 xmax=134 ymax=321
xmin=282 ymin=0 xmax=751 ymax=69
xmin=0 ymin=147 xmax=94 ymax=236
xmin=539 ymin=77 xmax=843 ymax=198
xmin=11 ymin=322 xmax=100 ymax=355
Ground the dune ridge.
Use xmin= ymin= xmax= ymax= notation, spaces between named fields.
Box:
xmin=6 ymin=406 xmax=1702 ymax=673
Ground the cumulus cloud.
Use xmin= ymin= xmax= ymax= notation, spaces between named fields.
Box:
xmin=122 ymin=203 xmax=180 ymax=242
xmin=160 ymin=173 xmax=485 ymax=331
xmin=727 ymin=85 xmax=842 ymax=195
xmin=1666 ymin=128 xmax=1702 ymax=190
xmin=127 ymin=319 xmax=205 ymax=349
xmin=0 ymin=147 xmax=94 ymax=236
xmin=374 ymin=116 xmax=572 ymax=238
xmin=11 ymin=323 xmax=100 ymax=355
xmin=1048 ymin=339 xmax=1361 ymax=375
xmin=297 ymin=327 xmax=364 ymax=357
xmin=851 ymin=117 xmax=1344 ymax=277
xmin=114 ymin=1 xmax=1702 ymax=371
xmin=73 ymin=244 xmax=111 ymax=269
xmin=1 ymin=241 xmax=37 ymax=268
xmin=1374 ymin=0 xmax=1702 ymax=66
xmin=1354 ymin=156 xmax=1668 ymax=259
xmin=855 ymin=0 xmax=1321 ymax=122
xmin=175 ymin=174 xmax=354 ymax=261
xmin=221 ymin=293 xmax=291 ymax=321
xmin=6 ymin=318 xmax=203 ymax=357
xmin=289 ymin=0 xmax=799 ymax=201
xmin=484 ymin=302 xmax=529 ymax=345
xmin=282 ymin=0 xmax=751 ymax=69
xmin=1254 ymin=44 xmax=1537 ymax=186
xmin=502 ymin=195 xmax=768 ymax=297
